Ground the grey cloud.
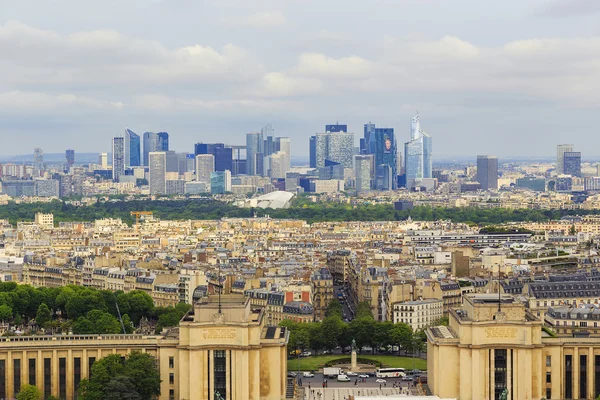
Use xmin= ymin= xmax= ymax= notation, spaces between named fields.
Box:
xmin=535 ymin=0 xmax=600 ymax=17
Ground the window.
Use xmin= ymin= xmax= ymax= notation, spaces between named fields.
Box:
xmin=13 ymin=359 xmax=21 ymax=394
xmin=59 ymin=358 xmax=66 ymax=400
xmin=169 ymin=389 xmax=175 ymax=400
xmin=546 ymin=372 xmax=551 ymax=383
xmin=169 ymin=373 xmax=174 ymax=385
xmin=74 ymin=358 xmax=81 ymax=400
xmin=546 ymin=356 xmax=551 ymax=367
xmin=546 ymin=388 xmax=551 ymax=399
xmin=44 ymin=358 xmax=51 ymax=399
xmin=565 ymin=355 xmax=573 ymax=399
xmin=169 ymin=357 xmax=174 ymax=369
xmin=28 ymin=358 xmax=36 ymax=386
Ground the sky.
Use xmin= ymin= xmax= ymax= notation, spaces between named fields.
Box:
xmin=2 ymin=0 xmax=600 ymax=158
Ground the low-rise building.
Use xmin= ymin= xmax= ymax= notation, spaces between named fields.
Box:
xmin=393 ymin=299 xmax=443 ymax=330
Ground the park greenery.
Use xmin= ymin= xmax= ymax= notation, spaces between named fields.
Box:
xmin=78 ymin=352 xmax=161 ymax=400
xmin=287 ymin=354 xmax=427 ymax=372
xmin=280 ymin=300 xmax=444 ymax=370
xmin=0 ymin=197 xmax=598 ymax=225
xmin=0 ymin=282 xmax=190 ymax=335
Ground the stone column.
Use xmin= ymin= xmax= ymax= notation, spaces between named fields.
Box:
xmin=351 ymin=350 xmax=357 ymax=371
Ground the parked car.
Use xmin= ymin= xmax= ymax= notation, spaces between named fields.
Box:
xmin=402 ymin=375 xmax=413 ymax=381
xmin=376 ymin=378 xmax=386 ymax=384
xmin=300 ymin=351 xmax=312 ymax=357
xmin=346 ymin=371 xmax=358 ymax=376
xmin=287 ymin=372 xmax=297 ymax=378
xmin=303 ymin=372 xmax=315 ymax=378
xmin=359 ymin=374 xmax=369 ymax=378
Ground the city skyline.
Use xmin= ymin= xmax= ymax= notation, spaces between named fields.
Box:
xmin=2 ymin=1 xmax=600 ymax=156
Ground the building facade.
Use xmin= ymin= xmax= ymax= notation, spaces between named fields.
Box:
xmin=427 ymin=293 xmax=600 ymax=400
xmin=557 ymin=144 xmax=573 ymax=175
xmin=125 ymin=129 xmax=141 ymax=167
xmin=477 ymin=155 xmax=499 ymax=191
xmin=405 ymin=113 xmax=432 ymax=188
xmin=0 ymin=295 xmax=288 ymax=400
xmin=393 ymin=299 xmax=443 ymax=330
xmin=149 ymin=152 xmax=167 ymax=195
xmin=112 ymin=137 xmax=125 ymax=183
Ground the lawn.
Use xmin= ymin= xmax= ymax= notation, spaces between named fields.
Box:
xmin=287 ymin=354 xmax=427 ymax=372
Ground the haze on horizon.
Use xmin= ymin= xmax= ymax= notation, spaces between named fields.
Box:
xmin=1 ymin=0 xmax=600 ymax=157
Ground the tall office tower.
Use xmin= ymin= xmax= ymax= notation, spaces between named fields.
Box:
xmin=33 ymin=148 xmax=44 ymax=177
xmin=275 ymin=137 xmax=291 ymax=173
xmin=404 ymin=113 xmax=432 ymax=187
xmin=309 ymin=136 xmax=317 ymax=168
xmin=563 ymin=151 xmax=582 ymax=177
xmin=355 ymin=155 xmax=373 ymax=192
xmin=214 ymin=147 xmax=233 ymax=172
xmin=195 ymin=154 xmax=214 ymax=182
xmin=149 ymin=152 xmax=167 ymax=195
xmin=361 ymin=122 xmax=376 ymax=154
xmin=325 ymin=124 xmax=347 ymax=133
xmin=99 ymin=153 xmax=108 ymax=168
xmin=112 ymin=137 xmax=125 ymax=182
xmin=314 ymin=125 xmax=354 ymax=168
xmin=143 ymin=132 xmax=169 ymax=166
xmin=194 ymin=143 xmax=232 ymax=172
xmin=269 ymin=152 xmax=287 ymax=179
xmin=476 ymin=155 xmax=499 ymax=190
xmin=124 ymin=129 xmax=141 ymax=167
xmin=246 ymin=132 xmax=264 ymax=176
xmin=165 ymin=151 xmax=179 ymax=173
xmin=65 ymin=149 xmax=75 ymax=171
xmin=373 ymin=127 xmax=397 ymax=189
xmin=210 ymin=170 xmax=232 ymax=194
xmin=556 ymin=144 xmax=573 ymax=175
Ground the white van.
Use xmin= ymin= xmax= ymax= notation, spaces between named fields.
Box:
xmin=337 ymin=374 xmax=351 ymax=382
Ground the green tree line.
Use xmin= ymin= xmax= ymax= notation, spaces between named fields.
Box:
xmin=0 ymin=282 xmax=190 ymax=335
xmin=280 ymin=301 xmax=445 ymax=357
xmin=0 ymin=198 xmax=594 ymax=225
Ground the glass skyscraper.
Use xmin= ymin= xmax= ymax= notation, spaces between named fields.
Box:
xmin=125 ymin=129 xmax=141 ymax=167
xmin=404 ymin=113 xmax=432 ymax=186
xmin=314 ymin=125 xmax=354 ymax=169
xmin=373 ymin=127 xmax=397 ymax=190
xmin=143 ymin=132 xmax=169 ymax=166
xmin=246 ymin=132 xmax=264 ymax=176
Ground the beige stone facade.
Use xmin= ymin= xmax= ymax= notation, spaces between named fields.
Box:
xmin=427 ymin=293 xmax=600 ymax=400
xmin=0 ymin=295 xmax=288 ymax=400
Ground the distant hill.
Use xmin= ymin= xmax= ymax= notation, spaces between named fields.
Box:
xmin=0 ymin=153 xmax=100 ymax=163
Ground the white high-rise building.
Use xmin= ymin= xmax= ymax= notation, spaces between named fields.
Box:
xmin=355 ymin=154 xmax=373 ymax=192
xmin=99 ymin=153 xmax=108 ymax=168
xmin=269 ymin=152 xmax=286 ymax=179
xmin=275 ymin=137 xmax=291 ymax=174
xmin=195 ymin=154 xmax=214 ymax=183
xmin=149 ymin=152 xmax=167 ymax=195
xmin=557 ymin=144 xmax=573 ymax=175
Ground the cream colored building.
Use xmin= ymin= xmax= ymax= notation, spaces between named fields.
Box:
xmin=393 ymin=299 xmax=442 ymax=331
xmin=34 ymin=213 xmax=54 ymax=229
xmin=0 ymin=294 xmax=288 ymax=400
xmin=427 ymin=293 xmax=600 ymax=400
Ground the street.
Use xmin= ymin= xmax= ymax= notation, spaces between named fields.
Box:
xmin=295 ymin=373 xmax=410 ymax=389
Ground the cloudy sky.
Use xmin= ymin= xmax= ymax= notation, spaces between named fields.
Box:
xmin=2 ymin=0 xmax=600 ymax=158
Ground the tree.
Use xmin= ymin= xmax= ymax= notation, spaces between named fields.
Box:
xmin=15 ymin=384 xmax=41 ymax=400
xmin=355 ymin=302 xmax=374 ymax=320
xmin=349 ymin=317 xmax=376 ymax=351
xmin=390 ymin=323 xmax=414 ymax=353
xmin=0 ymin=304 xmax=12 ymax=321
xmin=321 ymin=316 xmax=344 ymax=351
xmin=325 ymin=299 xmax=343 ymax=318
xmin=79 ymin=352 xmax=160 ymax=400
xmin=35 ymin=303 xmax=52 ymax=328
xmin=104 ymin=376 xmax=142 ymax=400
